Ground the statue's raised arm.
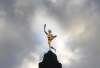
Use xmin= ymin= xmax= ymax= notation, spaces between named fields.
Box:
xmin=44 ymin=24 xmax=48 ymax=35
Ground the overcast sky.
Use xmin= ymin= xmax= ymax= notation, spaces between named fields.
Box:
xmin=0 ymin=0 xmax=100 ymax=68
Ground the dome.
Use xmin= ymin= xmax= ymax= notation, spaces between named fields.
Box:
xmin=39 ymin=50 xmax=62 ymax=68
xmin=43 ymin=50 xmax=58 ymax=63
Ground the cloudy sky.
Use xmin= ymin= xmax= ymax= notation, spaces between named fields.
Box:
xmin=0 ymin=0 xmax=100 ymax=68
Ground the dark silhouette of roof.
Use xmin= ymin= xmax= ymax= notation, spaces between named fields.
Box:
xmin=39 ymin=50 xmax=62 ymax=68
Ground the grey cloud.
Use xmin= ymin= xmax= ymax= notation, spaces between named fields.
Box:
xmin=0 ymin=0 xmax=35 ymax=68
xmin=0 ymin=0 xmax=100 ymax=68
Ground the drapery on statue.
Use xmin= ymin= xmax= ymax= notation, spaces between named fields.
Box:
xmin=44 ymin=24 xmax=57 ymax=50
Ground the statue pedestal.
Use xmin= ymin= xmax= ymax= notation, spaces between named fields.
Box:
xmin=39 ymin=50 xmax=62 ymax=68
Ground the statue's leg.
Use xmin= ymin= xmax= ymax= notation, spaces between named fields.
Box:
xmin=48 ymin=41 xmax=51 ymax=50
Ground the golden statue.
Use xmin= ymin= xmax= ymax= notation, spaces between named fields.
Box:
xmin=44 ymin=24 xmax=57 ymax=50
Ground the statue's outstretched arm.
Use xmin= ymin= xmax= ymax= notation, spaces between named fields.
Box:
xmin=44 ymin=24 xmax=48 ymax=35
xmin=52 ymin=35 xmax=57 ymax=40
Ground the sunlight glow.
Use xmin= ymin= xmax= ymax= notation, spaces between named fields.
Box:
xmin=30 ymin=9 xmax=82 ymax=66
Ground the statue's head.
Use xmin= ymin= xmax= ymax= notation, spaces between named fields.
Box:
xmin=48 ymin=29 xmax=52 ymax=33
